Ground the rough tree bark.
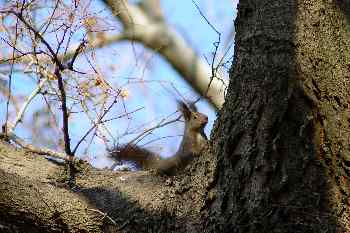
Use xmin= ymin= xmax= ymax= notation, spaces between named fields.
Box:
xmin=1 ymin=0 xmax=350 ymax=233
xmin=204 ymin=0 xmax=350 ymax=232
xmin=0 ymin=139 xmax=213 ymax=233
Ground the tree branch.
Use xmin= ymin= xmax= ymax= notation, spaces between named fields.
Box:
xmin=102 ymin=0 xmax=227 ymax=110
xmin=5 ymin=10 xmax=65 ymax=70
xmin=54 ymin=67 xmax=72 ymax=157
xmin=0 ymin=139 xmax=211 ymax=232
xmin=6 ymin=78 xmax=48 ymax=133
xmin=1 ymin=132 xmax=66 ymax=159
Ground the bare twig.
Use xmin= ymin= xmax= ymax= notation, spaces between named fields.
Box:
xmin=7 ymin=78 xmax=48 ymax=132
xmin=5 ymin=6 xmax=86 ymax=160
xmin=4 ymin=15 xmax=19 ymax=136
xmin=1 ymin=33 xmax=127 ymax=64
xmin=128 ymin=114 xmax=181 ymax=146
xmin=67 ymin=39 xmax=87 ymax=70
xmin=40 ymin=0 xmax=60 ymax=34
xmin=4 ymin=10 xmax=65 ymax=69
xmin=72 ymin=97 xmax=118 ymax=154
xmin=87 ymin=208 xmax=116 ymax=225
xmin=56 ymin=24 xmax=70 ymax=56
xmin=192 ymin=0 xmax=221 ymax=35
xmin=192 ymin=0 xmax=222 ymax=99
xmin=0 ymin=37 xmax=46 ymax=62
xmin=73 ymin=104 xmax=144 ymax=154
xmin=100 ymin=107 xmax=144 ymax=124
xmin=3 ymin=9 xmax=86 ymax=73
xmin=140 ymin=135 xmax=179 ymax=147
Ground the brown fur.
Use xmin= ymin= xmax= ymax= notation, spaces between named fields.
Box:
xmin=109 ymin=101 xmax=208 ymax=175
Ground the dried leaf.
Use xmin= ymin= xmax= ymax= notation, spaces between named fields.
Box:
xmin=68 ymin=12 xmax=75 ymax=24
xmin=83 ymin=16 xmax=97 ymax=31
xmin=120 ymin=89 xmax=129 ymax=99
xmin=48 ymin=73 xmax=57 ymax=80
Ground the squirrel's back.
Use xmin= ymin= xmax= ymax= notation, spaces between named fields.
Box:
xmin=109 ymin=144 xmax=161 ymax=170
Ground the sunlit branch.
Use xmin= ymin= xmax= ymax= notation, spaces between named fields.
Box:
xmin=102 ymin=0 xmax=227 ymax=110
xmin=7 ymin=78 xmax=48 ymax=133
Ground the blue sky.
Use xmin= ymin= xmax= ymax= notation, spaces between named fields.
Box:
xmin=0 ymin=0 xmax=237 ymax=168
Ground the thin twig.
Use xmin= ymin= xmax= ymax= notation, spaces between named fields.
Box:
xmin=4 ymin=15 xmax=19 ymax=136
xmin=192 ymin=0 xmax=221 ymax=35
xmin=8 ymin=78 xmax=48 ymax=132
xmin=192 ymin=0 xmax=222 ymax=98
xmin=40 ymin=0 xmax=60 ymax=34
xmin=72 ymin=97 xmax=119 ymax=154
xmin=0 ymin=37 xmax=46 ymax=62
xmin=87 ymin=208 xmax=116 ymax=225
xmin=128 ymin=114 xmax=181 ymax=146
xmin=5 ymin=10 xmax=65 ymax=69
xmin=140 ymin=135 xmax=180 ymax=147
xmin=100 ymin=107 xmax=144 ymax=124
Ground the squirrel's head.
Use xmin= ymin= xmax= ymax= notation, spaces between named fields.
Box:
xmin=178 ymin=101 xmax=208 ymax=131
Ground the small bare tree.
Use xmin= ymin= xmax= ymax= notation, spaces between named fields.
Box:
xmin=0 ymin=0 xmax=231 ymax=180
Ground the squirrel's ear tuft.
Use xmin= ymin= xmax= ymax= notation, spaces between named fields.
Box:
xmin=177 ymin=101 xmax=191 ymax=120
xmin=188 ymin=102 xmax=198 ymax=112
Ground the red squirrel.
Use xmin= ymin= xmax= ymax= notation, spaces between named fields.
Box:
xmin=109 ymin=101 xmax=208 ymax=175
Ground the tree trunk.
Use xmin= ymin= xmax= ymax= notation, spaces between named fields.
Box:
xmin=205 ymin=0 xmax=350 ymax=232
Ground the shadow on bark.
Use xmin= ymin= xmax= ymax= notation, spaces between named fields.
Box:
xmin=0 ymin=170 xmax=70 ymax=233
xmin=0 ymin=167 xmax=196 ymax=233
xmin=334 ymin=0 xmax=350 ymax=20
xmin=80 ymin=186 xmax=186 ymax=233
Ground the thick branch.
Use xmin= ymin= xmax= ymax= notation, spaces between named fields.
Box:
xmin=138 ymin=0 xmax=164 ymax=22
xmin=2 ymin=132 xmax=66 ymax=159
xmin=102 ymin=0 xmax=227 ymax=110
xmin=2 ymin=2 xmax=226 ymax=109
xmin=0 ymin=140 xmax=212 ymax=232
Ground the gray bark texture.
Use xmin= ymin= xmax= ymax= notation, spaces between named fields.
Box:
xmin=203 ymin=0 xmax=350 ymax=232
xmin=1 ymin=0 xmax=350 ymax=232
xmin=0 ymin=140 xmax=215 ymax=233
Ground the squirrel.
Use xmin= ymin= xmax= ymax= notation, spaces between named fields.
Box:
xmin=109 ymin=101 xmax=208 ymax=175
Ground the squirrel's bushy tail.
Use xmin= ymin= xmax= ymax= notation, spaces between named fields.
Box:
xmin=109 ymin=144 xmax=161 ymax=170
xmin=109 ymin=101 xmax=208 ymax=175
